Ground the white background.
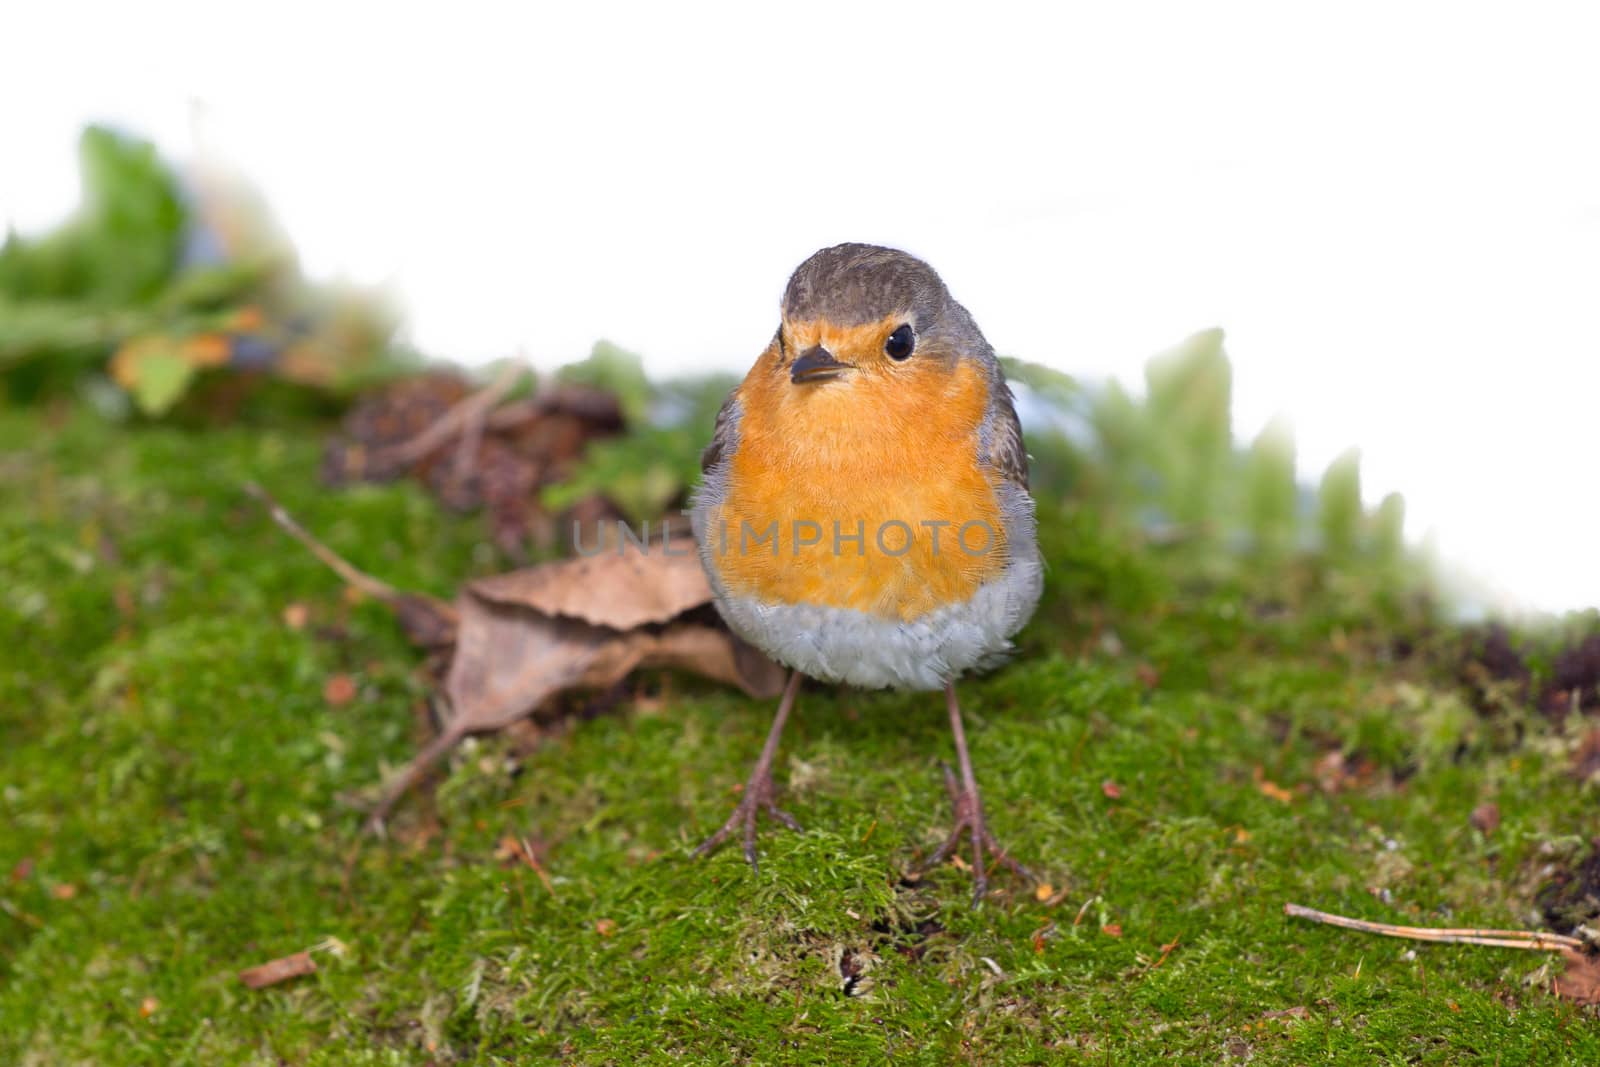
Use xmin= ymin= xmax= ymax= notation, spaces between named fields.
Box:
xmin=5 ymin=2 xmax=1598 ymax=612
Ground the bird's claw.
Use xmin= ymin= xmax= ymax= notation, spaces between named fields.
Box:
xmin=692 ymin=772 xmax=801 ymax=874
xmin=914 ymin=761 xmax=1037 ymax=906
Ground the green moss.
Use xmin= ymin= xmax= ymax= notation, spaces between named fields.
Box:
xmin=2 ymin=406 xmax=1598 ymax=1065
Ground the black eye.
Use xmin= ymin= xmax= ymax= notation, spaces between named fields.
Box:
xmin=885 ymin=324 xmax=915 ymax=361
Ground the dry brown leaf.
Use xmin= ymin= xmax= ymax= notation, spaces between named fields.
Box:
xmin=1313 ymin=750 xmax=1348 ymax=793
xmin=238 ymin=951 xmax=317 ymax=989
xmin=1258 ymin=1006 xmax=1309 ymax=1023
xmin=368 ymin=542 xmax=784 ymax=826
xmin=323 ymin=674 xmax=357 ymax=707
xmin=1253 ymin=766 xmax=1295 ymax=804
xmin=1555 ymin=949 xmax=1600 ymax=1004
xmin=252 ymin=484 xmax=784 ymax=828
xmin=392 ymin=594 xmax=459 ymax=649
xmin=1573 ymin=727 xmax=1600 ymax=782
xmin=467 ymin=547 xmax=712 ymax=630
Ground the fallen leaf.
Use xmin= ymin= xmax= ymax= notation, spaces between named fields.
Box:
xmin=323 ymin=673 xmax=358 ymax=706
xmin=1253 ymin=766 xmax=1294 ymax=804
xmin=253 ymin=486 xmax=784 ymax=827
xmin=1573 ymin=727 xmax=1600 ymax=782
xmin=1555 ymin=949 xmax=1600 ymax=1005
xmin=466 ymin=546 xmax=711 ymax=630
xmin=493 ymin=835 xmax=521 ymax=864
xmin=239 ymin=951 xmax=318 ymax=989
xmin=392 ymin=594 xmax=459 ymax=649
xmin=1258 ymin=1005 xmax=1308 ymax=1022
xmin=370 ymin=540 xmax=784 ymax=824
xmin=1313 ymin=750 xmax=1348 ymax=793
xmin=1101 ymin=780 xmax=1122 ymax=799
xmin=1470 ymin=802 xmax=1500 ymax=835
xmin=1103 ymin=923 xmax=1123 ymax=938
xmin=595 ymin=918 xmax=617 ymax=937
xmin=1259 ymin=781 xmax=1293 ymax=803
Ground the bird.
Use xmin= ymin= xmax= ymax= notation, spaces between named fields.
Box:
xmin=689 ymin=242 xmax=1044 ymax=905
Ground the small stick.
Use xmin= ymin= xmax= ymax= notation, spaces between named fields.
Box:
xmin=376 ymin=359 xmax=526 ymax=469
xmin=452 ymin=358 xmax=528 ymax=480
xmin=1284 ymin=903 xmax=1583 ymax=951
xmin=366 ymin=720 xmax=470 ymax=833
xmin=517 ymin=835 xmax=557 ymax=898
xmin=244 ymin=483 xmax=402 ymax=604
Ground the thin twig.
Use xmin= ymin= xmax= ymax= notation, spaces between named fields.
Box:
xmin=517 ymin=835 xmax=558 ymax=898
xmin=1284 ymin=902 xmax=1583 ymax=951
xmin=452 ymin=358 xmax=527 ymax=480
xmin=366 ymin=721 xmax=469 ymax=834
xmin=376 ymin=359 xmax=526 ymax=470
xmin=244 ymin=483 xmax=402 ymax=604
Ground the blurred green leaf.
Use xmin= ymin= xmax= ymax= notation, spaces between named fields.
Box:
xmin=542 ymin=426 xmax=702 ymax=522
xmin=126 ymin=348 xmax=197 ymax=415
xmin=557 ymin=341 xmax=651 ymax=423
xmin=1373 ymin=491 xmax=1407 ymax=568
xmin=0 ymin=126 xmax=185 ymax=307
xmin=1000 ymin=356 xmax=1079 ymax=408
xmin=1244 ymin=415 xmax=1299 ymax=555
xmin=1145 ymin=328 xmax=1233 ymax=528
xmin=1318 ymin=447 xmax=1364 ymax=558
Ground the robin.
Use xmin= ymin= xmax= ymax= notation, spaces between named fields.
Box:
xmin=690 ymin=243 xmax=1044 ymax=904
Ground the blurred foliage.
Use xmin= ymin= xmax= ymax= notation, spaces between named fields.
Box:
xmin=555 ymin=340 xmax=652 ymax=423
xmin=0 ymin=127 xmax=184 ymax=305
xmin=1013 ymin=329 xmax=1425 ymax=603
xmin=542 ymin=346 xmax=735 ymax=523
xmin=0 ymin=125 xmax=397 ymax=413
xmin=1244 ymin=415 xmax=1300 ymax=558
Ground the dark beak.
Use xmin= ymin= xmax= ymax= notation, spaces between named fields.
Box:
xmin=790 ymin=346 xmax=851 ymax=384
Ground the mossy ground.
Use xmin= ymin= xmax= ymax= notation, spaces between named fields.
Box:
xmin=3 ymin=407 xmax=1597 ymax=1064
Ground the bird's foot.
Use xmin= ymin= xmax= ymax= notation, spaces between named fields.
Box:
xmin=913 ymin=762 xmax=1036 ymax=907
xmin=691 ymin=767 xmax=801 ymax=874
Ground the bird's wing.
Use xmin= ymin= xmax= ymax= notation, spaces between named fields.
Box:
xmin=701 ymin=390 xmax=741 ymax=474
xmin=987 ymin=379 xmax=1030 ymax=491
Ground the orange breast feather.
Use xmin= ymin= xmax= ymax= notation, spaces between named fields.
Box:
xmin=708 ymin=350 xmax=1007 ymax=621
